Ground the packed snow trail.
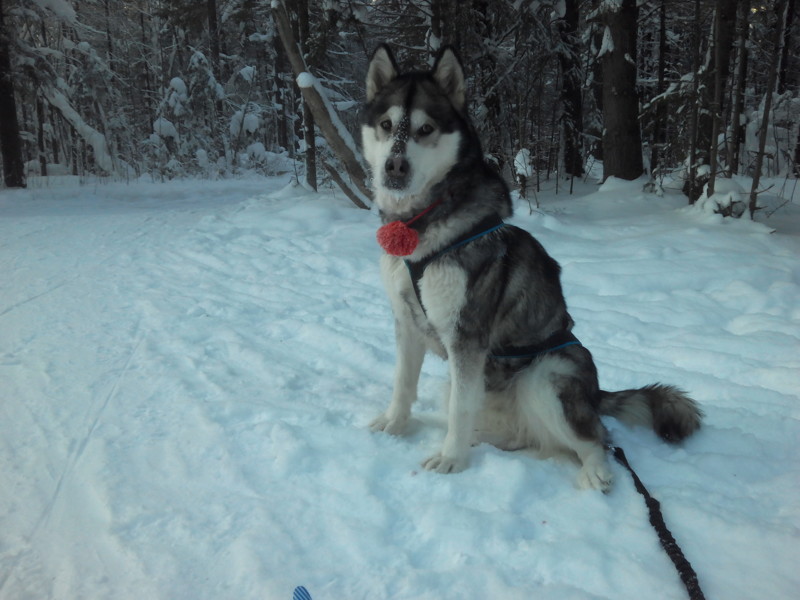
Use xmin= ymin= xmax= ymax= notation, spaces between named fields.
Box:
xmin=0 ymin=176 xmax=798 ymax=599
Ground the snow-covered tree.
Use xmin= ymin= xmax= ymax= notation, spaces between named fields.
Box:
xmin=0 ymin=0 xmax=25 ymax=186
xmin=1 ymin=0 xmax=797 ymax=219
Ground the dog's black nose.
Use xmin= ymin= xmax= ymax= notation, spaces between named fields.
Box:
xmin=384 ymin=156 xmax=409 ymax=177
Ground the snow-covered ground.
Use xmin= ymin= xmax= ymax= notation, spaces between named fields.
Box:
xmin=1 ymin=175 xmax=798 ymax=600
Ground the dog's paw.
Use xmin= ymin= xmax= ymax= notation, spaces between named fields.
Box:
xmin=577 ymin=463 xmax=613 ymax=492
xmin=421 ymin=452 xmax=468 ymax=474
xmin=369 ymin=413 xmax=409 ymax=435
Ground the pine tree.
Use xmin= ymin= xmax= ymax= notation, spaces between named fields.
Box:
xmin=728 ymin=0 xmax=751 ymax=177
xmin=0 ymin=0 xmax=25 ymax=187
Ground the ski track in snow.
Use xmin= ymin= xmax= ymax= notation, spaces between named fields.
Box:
xmin=0 ymin=176 xmax=798 ymax=599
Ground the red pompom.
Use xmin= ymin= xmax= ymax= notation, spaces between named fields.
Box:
xmin=376 ymin=220 xmax=419 ymax=256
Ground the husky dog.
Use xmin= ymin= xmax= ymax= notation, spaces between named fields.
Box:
xmin=362 ymin=45 xmax=702 ymax=490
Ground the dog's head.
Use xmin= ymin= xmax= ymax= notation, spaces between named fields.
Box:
xmin=361 ymin=45 xmax=468 ymax=212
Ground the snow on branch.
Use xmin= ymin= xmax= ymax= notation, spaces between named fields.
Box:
xmin=32 ymin=0 xmax=76 ymax=22
xmin=597 ymin=26 xmax=614 ymax=57
xmin=296 ymin=72 xmax=362 ymax=166
xmin=296 ymin=72 xmax=316 ymax=89
xmin=44 ymin=88 xmax=114 ymax=174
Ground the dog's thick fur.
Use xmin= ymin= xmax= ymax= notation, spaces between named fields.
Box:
xmin=362 ymin=45 xmax=702 ymax=490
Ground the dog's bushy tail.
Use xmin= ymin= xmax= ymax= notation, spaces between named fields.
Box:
xmin=599 ymin=384 xmax=702 ymax=443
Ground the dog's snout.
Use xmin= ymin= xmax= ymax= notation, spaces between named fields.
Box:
xmin=384 ymin=156 xmax=409 ymax=177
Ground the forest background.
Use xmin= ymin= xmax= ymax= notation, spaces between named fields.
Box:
xmin=0 ymin=0 xmax=798 ymax=219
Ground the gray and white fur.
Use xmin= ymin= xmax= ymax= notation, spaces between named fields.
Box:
xmin=362 ymin=45 xmax=702 ymax=490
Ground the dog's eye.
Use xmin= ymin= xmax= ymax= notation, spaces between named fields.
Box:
xmin=418 ymin=124 xmax=434 ymax=136
xmin=380 ymin=119 xmax=392 ymax=131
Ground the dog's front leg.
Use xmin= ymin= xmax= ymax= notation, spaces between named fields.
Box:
xmin=370 ymin=317 xmax=425 ymax=435
xmin=422 ymin=347 xmax=486 ymax=473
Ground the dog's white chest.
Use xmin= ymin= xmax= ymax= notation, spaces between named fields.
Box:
xmin=417 ymin=262 xmax=467 ymax=339
xmin=381 ymin=254 xmax=466 ymax=347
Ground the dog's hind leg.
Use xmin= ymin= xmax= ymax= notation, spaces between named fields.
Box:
xmin=516 ymin=356 xmax=613 ymax=491
xmin=370 ymin=316 xmax=425 ymax=435
xmin=572 ymin=439 xmax=613 ymax=491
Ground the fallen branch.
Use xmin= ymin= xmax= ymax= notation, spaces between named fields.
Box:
xmin=322 ymin=161 xmax=370 ymax=210
xmin=272 ymin=1 xmax=372 ymax=209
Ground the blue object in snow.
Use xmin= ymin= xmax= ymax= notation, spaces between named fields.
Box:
xmin=293 ymin=586 xmax=312 ymax=600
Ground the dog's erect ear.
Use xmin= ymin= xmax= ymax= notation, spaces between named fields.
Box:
xmin=366 ymin=44 xmax=399 ymax=102
xmin=432 ymin=46 xmax=466 ymax=112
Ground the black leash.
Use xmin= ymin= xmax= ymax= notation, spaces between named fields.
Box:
xmin=611 ymin=445 xmax=706 ymax=600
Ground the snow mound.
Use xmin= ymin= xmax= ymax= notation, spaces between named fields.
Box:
xmin=296 ymin=72 xmax=317 ymax=89
xmin=694 ymin=178 xmax=747 ymax=218
xmin=239 ymin=65 xmax=256 ymax=83
xmin=514 ymin=149 xmax=532 ymax=177
xmin=153 ymin=117 xmax=179 ymax=141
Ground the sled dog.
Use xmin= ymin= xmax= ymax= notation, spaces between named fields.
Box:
xmin=362 ymin=45 xmax=702 ymax=490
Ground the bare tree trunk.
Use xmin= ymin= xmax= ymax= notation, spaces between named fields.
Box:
xmin=104 ymin=0 xmax=114 ymax=69
xmin=580 ymin=0 xmax=605 ymax=163
xmin=684 ymin=0 xmax=702 ymax=203
xmin=749 ymin=0 xmax=789 ymax=219
xmin=706 ymin=0 xmax=737 ymax=198
xmin=206 ymin=0 xmax=221 ymax=82
xmin=778 ymin=0 xmax=796 ymax=94
xmin=558 ymin=0 xmax=583 ymax=178
xmin=36 ymin=97 xmax=47 ymax=176
xmin=273 ymin=31 xmax=291 ymax=155
xmin=50 ymin=109 xmax=60 ymax=166
xmin=296 ymin=0 xmax=317 ymax=191
xmin=139 ymin=7 xmax=155 ymax=125
xmin=272 ymin=0 xmax=371 ymax=207
xmin=430 ymin=0 xmax=458 ymax=50
xmin=601 ymin=0 xmax=643 ymax=181
xmin=728 ymin=0 xmax=750 ymax=176
xmin=0 ymin=0 xmax=25 ymax=187
xmin=301 ymin=102 xmax=316 ymax=189
xmin=793 ymin=125 xmax=800 ymax=177
xmin=650 ymin=0 xmax=667 ymax=178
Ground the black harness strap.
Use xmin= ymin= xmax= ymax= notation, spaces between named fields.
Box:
xmin=490 ymin=329 xmax=580 ymax=360
xmin=611 ymin=445 xmax=706 ymax=600
xmin=404 ymin=260 xmax=428 ymax=313
xmin=404 ymin=213 xmax=505 ymax=309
